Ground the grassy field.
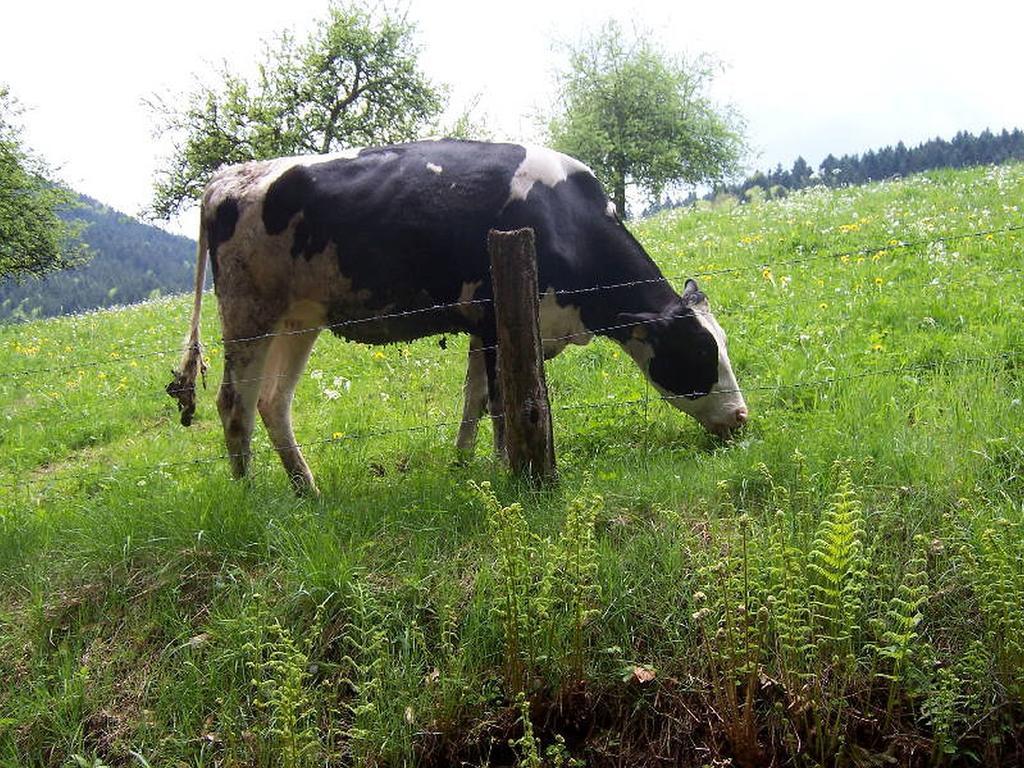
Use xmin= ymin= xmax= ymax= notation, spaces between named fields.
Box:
xmin=2 ymin=163 xmax=1023 ymax=767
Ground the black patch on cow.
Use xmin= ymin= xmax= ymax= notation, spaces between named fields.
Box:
xmin=263 ymin=165 xmax=316 ymax=235
xmin=207 ymin=197 xmax=239 ymax=283
xmin=647 ymin=309 xmax=719 ymax=399
xmin=254 ymin=139 xmax=697 ymax=353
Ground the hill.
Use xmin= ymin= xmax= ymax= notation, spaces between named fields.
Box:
xmin=2 ymin=163 xmax=1023 ymax=766
xmin=0 ymin=194 xmax=196 ymax=321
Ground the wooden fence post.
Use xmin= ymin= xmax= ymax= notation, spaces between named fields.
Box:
xmin=487 ymin=227 xmax=557 ymax=483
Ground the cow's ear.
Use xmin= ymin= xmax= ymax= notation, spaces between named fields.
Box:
xmin=681 ymin=278 xmax=709 ymax=308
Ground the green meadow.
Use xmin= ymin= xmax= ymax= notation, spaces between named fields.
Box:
xmin=2 ymin=163 xmax=1023 ymax=766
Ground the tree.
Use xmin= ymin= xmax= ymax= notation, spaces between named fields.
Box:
xmin=547 ymin=21 xmax=745 ymax=217
xmin=148 ymin=3 xmax=446 ymax=219
xmin=0 ymin=86 xmax=85 ymax=281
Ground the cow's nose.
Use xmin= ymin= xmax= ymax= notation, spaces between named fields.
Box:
xmin=735 ymin=406 xmax=749 ymax=426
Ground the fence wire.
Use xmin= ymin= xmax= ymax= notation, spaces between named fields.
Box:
xmin=2 ymin=223 xmax=1020 ymax=383
xmin=4 ymin=348 xmax=1022 ymax=495
xmin=2 ymin=223 xmax=1023 ymax=493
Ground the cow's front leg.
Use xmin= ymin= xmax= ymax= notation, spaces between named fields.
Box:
xmin=456 ymin=336 xmax=489 ymax=457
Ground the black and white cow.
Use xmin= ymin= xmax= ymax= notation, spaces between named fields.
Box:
xmin=168 ymin=139 xmax=747 ymax=494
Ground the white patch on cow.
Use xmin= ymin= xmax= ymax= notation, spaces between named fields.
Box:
xmin=457 ymin=280 xmax=485 ymax=322
xmin=507 ymin=145 xmax=594 ymax=203
xmin=676 ymin=308 xmax=747 ymax=433
xmin=426 ymin=162 xmax=443 ymax=174
xmin=538 ymin=288 xmax=591 ymax=357
xmin=605 ymin=200 xmax=617 ymax=219
xmin=204 ymin=148 xmax=367 ymax=214
xmin=620 ymin=337 xmax=654 ymax=369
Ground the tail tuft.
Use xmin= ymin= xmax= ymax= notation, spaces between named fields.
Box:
xmin=166 ymin=340 xmax=207 ymax=426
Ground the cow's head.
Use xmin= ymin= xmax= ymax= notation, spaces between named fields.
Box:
xmin=620 ymin=279 xmax=748 ymax=438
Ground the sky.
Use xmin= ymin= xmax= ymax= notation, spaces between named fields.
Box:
xmin=3 ymin=0 xmax=1022 ymax=235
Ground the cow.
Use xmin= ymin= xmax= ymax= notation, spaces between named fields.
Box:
xmin=167 ymin=139 xmax=747 ymax=495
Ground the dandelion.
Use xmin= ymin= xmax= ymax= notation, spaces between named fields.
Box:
xmin=819 ymin=302 xmax=828 ymax=310
xmin=871 ymin=343 xmax=884 ymax=352
xmin=874 ymin=277 xmax=884 ymax=286
xmin=332 ymin=431 xmax=344 ymax=440
xmin=762 ymin=267 xmax=774 ymax=285
xmin=373 ymin=350 xmax=386 ymax=360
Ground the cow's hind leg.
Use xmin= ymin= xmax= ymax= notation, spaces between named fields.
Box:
xmin=483 ymin=340 xmax=507 ymax=459
xmin=258 ymin=329 xmax=321 ymax=495
xmin=456 ymin=336 xmax=489 ymax=457
xmin=217 ymin=337 xmax=272 ymax=481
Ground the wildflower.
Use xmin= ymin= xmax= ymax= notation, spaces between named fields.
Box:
xmin=373 ymin=350 xmax=385 ymax=360
xmin=871 ymin=343 xmax=884 ymax=352
xmin=323 ymin=388 xmax=341 ymax=401
xmin=310 ymin=369 xmax=324 ymax=380
xmin=874 ymin=277 xmax=884 ymax=286
xmin=332 ymin=431 xmax=344 ymax=440
xmin=819 ymin=302 xmax=828 ymax=310
xmin=332 ymin=376 xmax=351 ymax=391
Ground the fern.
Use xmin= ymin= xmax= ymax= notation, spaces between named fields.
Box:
xmin=557 ymin=493 xmax=602 ymax=680
xmin=340 ymin=580 xmax=390 ymax=763
xmin=240 ymin=599 xmax=320 ymax=768
xmin=972 ymin=518 xmax=1024 ymax=694
xmin=807 ymin=467 xmax=868 ymax=666
xmin=475 ymin=481 xmax=555 ymax=693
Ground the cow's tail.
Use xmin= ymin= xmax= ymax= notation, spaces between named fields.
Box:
xmin=166 ymin=217 xmax=209 ymax=427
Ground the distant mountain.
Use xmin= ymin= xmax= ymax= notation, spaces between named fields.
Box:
xmin=0 ymin=195 xmax=197 ymax=321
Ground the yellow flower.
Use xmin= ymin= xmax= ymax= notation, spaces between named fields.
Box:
xmin=373 ymin=350 xmax=385 ymax=360
xmin=332 ymin=431 xmax=344 ymax=440
xmin=874 ymin=277 xmax=884 ymax=286
xmin=871 ymin=343 xmax=884 ymax=352
xmin=819 ymin=302 xmax=828 ymax=310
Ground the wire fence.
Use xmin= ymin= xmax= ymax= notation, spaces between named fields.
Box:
xmin=2 ymin=222 xmax=1023 ymax=494
xmin=2 ymin=223 xmax=1021 ymax=382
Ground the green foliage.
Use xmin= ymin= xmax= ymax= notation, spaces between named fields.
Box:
xmin=476 ymin=480 xmax=556 ymax=693
xmin=3 ymin=163 xmax=1024 ymax=765
xmin=148 ymin=2 xmax=445 ymax=218
xmin=0 ymin=194 xmax=195 ymax=321
xmin=547 ymin=21 xmax=745 ymax=216
xmin=0 ymin=85 xmax=87 ymax=280
xmin=558 ymin=492 xmax=602 ymax=680
xmin=237 ymin=596 xmax=320 ymax=766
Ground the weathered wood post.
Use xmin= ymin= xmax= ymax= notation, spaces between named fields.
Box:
xmin=487 ymin=227 xmax=557 ymax=483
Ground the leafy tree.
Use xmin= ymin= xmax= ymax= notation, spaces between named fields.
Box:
xmin=148 ymin=2 xmax=446 ymax=219
xmin=0 ymin=86 xmax=85 ymax=280
xmin=547 ymin=21 xmax=745 ymax=217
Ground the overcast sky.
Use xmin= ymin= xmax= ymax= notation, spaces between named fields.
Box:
xmin=3 ymin=0 xmax=1022 ymax=235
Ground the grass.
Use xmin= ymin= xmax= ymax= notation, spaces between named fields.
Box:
xmin=1 ymin=163 xmax=1023 ymax=766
